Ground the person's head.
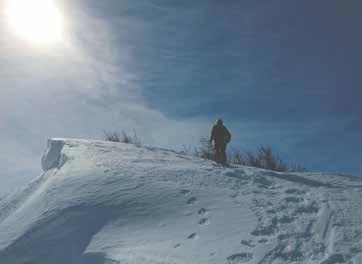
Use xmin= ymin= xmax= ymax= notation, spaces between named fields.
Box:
xmin=216 ymin=118 xmax=223 ymax=126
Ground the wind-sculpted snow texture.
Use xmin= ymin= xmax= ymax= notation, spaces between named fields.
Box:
xmin=0 ymin=139 xmax=361 ymax=264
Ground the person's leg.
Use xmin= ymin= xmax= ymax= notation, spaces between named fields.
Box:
xmin=213 ymin=147 xmax=217 ymax=162
xmin=220 ymin=144 xmax=227 ymax=164
xmin=214 ymin=144 xmax=221 ymax=163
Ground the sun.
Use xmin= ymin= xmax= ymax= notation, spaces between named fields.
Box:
xmin=5 ymin=0 xmax=64 ymax=44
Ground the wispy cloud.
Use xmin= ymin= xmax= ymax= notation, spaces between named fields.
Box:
xmin=0 ymin=0 xmax=211 ymax=194
xmin=0 ymin=0 xmax=360 ymax=194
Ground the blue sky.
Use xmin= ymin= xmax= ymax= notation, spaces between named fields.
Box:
xmin=0 ymin=0 xmax=361 ymax=194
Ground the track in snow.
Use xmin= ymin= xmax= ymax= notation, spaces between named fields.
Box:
xmin=0 ymin=139 xmax=361 ymax=264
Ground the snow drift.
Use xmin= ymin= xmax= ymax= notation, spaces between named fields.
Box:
xmin=0 ymin=138 xmax=361 ymax=264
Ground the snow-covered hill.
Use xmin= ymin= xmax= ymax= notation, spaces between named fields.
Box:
xmin=0 ymin=139 xmax=361 ymax=264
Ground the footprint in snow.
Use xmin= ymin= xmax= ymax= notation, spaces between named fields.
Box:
xmin=258 ymin=238 xmax=268 ymax=243
xmin=199 ymin=218 xmax=210 ymax=225
xmin=174 ymin=243 xmax=181 ymax=248
xmin=278 ymin=215 xmax=295 ymax=224
xmin=294 ymin=201 xmax=319 ymax=214
xmin=251 ymin=217 xmax=278 ymax=236
xmin=187 ymin=197 xmax=197 ymax=205
xmin=198 ymin=208 xmax=208 ymax=215
xmin=227 ymin=252 xmax=253 ymax=263
xmin=350 ymin=246 xmax=362 ymax=254
xmin=241 ymin=240 xmax=255 ymax=248
xmin=266 ymin=208 xmax=277 ymax=214
xmin=187 ymin=233 xmax=198 ymax=240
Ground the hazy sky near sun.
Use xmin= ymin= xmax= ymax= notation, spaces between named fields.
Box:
xmin=0 ymin=0 xmax=361 ymax=194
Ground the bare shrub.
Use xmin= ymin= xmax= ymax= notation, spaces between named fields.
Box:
xmin=103 ymin=130 xmax=141 ymax=145
xmin=288 ymin=163 xmax=307 ymax=173
xmin=103 ymin=130 xmax=305 ymax=172
xmin=103 ymin=131 xmax=121 ymax=142
xmin=188 ymin=136 xmax=305 ymax=172
xmin=180 ymin=144 xmax=193 ymax=156
xmin=194 ymin=136 xmax=214 ymax=160
xmin=231 ymin=146 xmax=305 ymax=172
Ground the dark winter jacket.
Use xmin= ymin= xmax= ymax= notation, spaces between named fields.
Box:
xmin=210 ymin=124 xmax=231 ymax=145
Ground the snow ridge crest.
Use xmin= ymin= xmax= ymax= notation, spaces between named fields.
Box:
xmin=41 ymin=138 xmax=67 ymax=171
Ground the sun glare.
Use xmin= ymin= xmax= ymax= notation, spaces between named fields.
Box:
xmin=5 ymin=0 xmax=63 ymax=44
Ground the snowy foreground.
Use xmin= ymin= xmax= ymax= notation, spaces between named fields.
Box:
xmin=0 ymin=139 xmax=361 ymax=264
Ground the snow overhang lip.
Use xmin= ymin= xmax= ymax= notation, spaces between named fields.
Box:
xmin=41 ymin=138 xmax=66 ymax=172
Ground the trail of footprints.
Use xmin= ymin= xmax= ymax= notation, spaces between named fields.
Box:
xmin=173 ymin=189 xmax=211 ymax=249
xmin=173 ymin=186 xmax=320 ymax=263
xmin=247 ymin=187 xmax=324 ymax=263
xmin=174 ymin=187 xmax=315 ymax=263
xmin=227 ymin=186 xmax=319 ymax=263
xmin=176 ymin=189 xmax=257 ymax=263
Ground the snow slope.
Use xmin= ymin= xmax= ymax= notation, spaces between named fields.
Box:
xmin=0 ymin=138 xmax=361 ymax=264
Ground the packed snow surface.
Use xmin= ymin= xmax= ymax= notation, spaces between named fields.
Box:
xmin=0 ymin=138 xmax=361 ymax=264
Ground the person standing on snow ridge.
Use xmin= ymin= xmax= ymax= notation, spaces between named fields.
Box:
xmin=209 ymin=118 xmax=231 ymax=164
